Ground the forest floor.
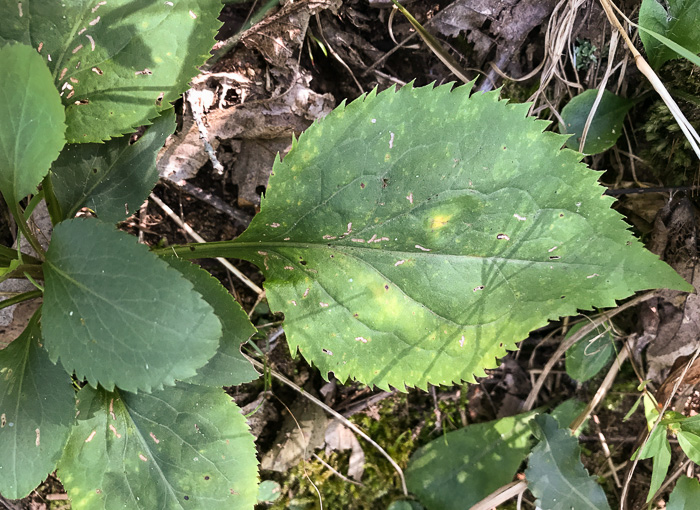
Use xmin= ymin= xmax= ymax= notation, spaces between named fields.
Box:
xmin=8 ymin=0 xmax=700 ymax=509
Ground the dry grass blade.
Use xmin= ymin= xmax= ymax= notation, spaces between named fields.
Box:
xmin=149 ymin=193 xmax=264 ymax=296
xmin=524 ymin=291 xmax=658 ymax=411
xmin=579 ymin=31 xmax=620 ymax=152
xmin=527 ymin=0 xmax=587 ymax=115
xmin=246 ymin=356 xmax=409 ymax=496
xmin=598 ymin=0 xmax=700 ymax=161
xmin=390 ymin=1 xmax=472 ymax=84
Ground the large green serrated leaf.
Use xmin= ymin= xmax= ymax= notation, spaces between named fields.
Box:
xmin=42 ymin=218 xmax=221 ymax=392
xmin=0 ymin=0 xmax=221 ymax=142
xmin=0 ymin=43 xmax=66 ymax=204
xmin=212 ymin=83 xmax=689 ymax=390
xmin=639 ymin=0 xmax=700 ymax=70
xmin=163 ymin=257 xmax=259 ymax=387
xmin=668 ymin=476 xmax=700 ymax=510
xmin=51 ymin=108 xmax=176 ymax=223
xmin=0 ymin=312 xmax=75 ymax=499
xmin=405 ymin=411 xmax=535 ymax=510
xmin=58 ymin=383 xmax=258 ymax=509
xmin=525 ymin=414 xmax=611 ymax=510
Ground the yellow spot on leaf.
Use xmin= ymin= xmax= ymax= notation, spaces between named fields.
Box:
xmin=430 ymin=214 xmax=451 ymax=229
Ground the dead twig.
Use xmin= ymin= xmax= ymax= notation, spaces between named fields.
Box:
xmin=524 ymin=291 xmax=657 ymax=411
xmin=246 ymin=356 xmax=409 ymax=496
xmin=165 ymin=179 xmax=253 ymax=227
xmin=149 ymin=193 xmax=264 ymax=296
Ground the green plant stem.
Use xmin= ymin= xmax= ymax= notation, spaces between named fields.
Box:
xmin=23 ymin=191 xmax=44 ymax=221
xmin=8 ymin=201 xmax=45 ymax=260
xmin=0 ymin=289 xmax=42 ymax=311
xmin=41 ymin=174 xmax=63 ymax=225
xmin=153 ymin=240 xmax=308 ymax=260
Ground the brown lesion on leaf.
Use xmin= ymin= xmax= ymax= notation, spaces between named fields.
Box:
xmin=109 ymin=424 xmax=121 ymax=438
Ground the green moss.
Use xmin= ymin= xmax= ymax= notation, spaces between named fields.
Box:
xmin=640 ymin=60 xmax=700 ymax=185
xmin=267 ymin=389 xmax=473 ymax=509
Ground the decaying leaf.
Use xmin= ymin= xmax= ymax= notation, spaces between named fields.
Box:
xmin=324 ymin=420 xmax=365 ymax=481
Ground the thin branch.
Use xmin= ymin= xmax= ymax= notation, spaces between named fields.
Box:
xmin=149 ymin=193 xmax=264 ymax=295
xmin=247 ymin=356 xmax=408 ymax=495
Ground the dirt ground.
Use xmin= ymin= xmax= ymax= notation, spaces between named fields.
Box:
xmin=5 ymin=0 xmax=700 ymax=509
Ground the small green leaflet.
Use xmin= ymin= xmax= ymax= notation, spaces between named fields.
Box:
xmin=639 ymin=0 xmax=700 ymax=70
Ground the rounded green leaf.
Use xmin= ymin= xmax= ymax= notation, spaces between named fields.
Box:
xmin=42 ymin=218 xmax=221 ymax=392
xmin=526 ymin=414 xmax=611 ymax=510
xmin=0 ymin=1 xmax=222 ymax=142
xmin=257 ymin=480 xmax=281 ymax=502
xmin=0 ymin=43 xmax=66 ymax=203
xmin=564 ymin=322 xmax=614 ymax=382
xmin=163 ymin=257 xmax=259 ymax=387
xmin=58 ymin=383 xmax=258 ymax=509
xmin=406 ymin=411 xmax=535 ymax=510
xmin=668 ymin=476 xmax=700 ymax=510
xmin=51 ymin=108 xmax=176 ymax=223
xmin=560 ymin=89 xmax=633 ymax=155
xmin=225 ymin=83 xmax=690 ymax=390
xmin=677 ymin=430 xmax=700 ymax=464
xmin=0 ymin=312 xmax=75 ymax=498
